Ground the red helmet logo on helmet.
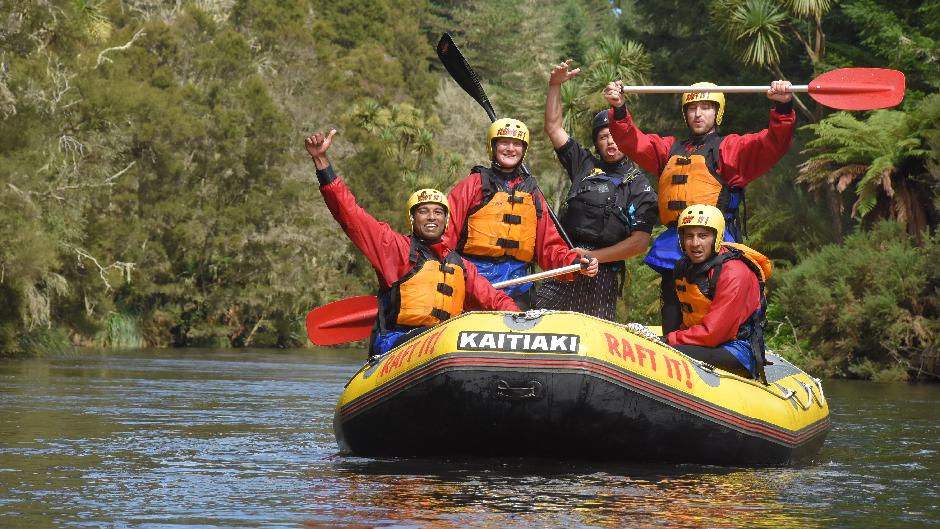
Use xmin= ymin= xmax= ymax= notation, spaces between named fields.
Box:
xmin=497 ymin=127 xmax=524 ymax=138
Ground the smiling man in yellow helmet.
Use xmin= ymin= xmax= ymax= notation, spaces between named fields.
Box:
xmin=305 ymin=129 xmax=519 ymax=357
xmin=443 ymin=118 xmax=598 ymax=309
xmin=667 ymin=204 xmax=773 ymax=382
xmin=603 ymin=77 xmax=794 ymax=335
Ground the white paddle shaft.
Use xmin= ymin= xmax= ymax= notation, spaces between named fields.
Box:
xmin=621 ymin=85 xmax=809 ymax=94
xmin=492 ymin=263 xmax=583 ymax=289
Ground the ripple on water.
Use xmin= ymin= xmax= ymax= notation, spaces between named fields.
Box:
xmin=1 ymin=356 xmax=939 ymax=528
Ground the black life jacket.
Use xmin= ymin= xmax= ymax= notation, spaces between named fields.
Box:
xmin=561 ymin=159 xmax=643 ymax=250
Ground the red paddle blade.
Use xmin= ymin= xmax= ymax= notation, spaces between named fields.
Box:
xmin=808 ymin=68 xmax=905 ymax=110
xmin=305 ymin=296 xmax=378 ymax=346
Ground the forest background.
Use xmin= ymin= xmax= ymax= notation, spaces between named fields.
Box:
xmin=1 ymin=0 xmax=937 ymax=380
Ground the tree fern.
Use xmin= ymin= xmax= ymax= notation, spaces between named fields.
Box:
xmin=800 ymin=102 xmax=935 ymax=226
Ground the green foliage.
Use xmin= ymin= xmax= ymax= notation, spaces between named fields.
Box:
xmin=0 ymin=0 xmax=936 ymax=376
xmin=835 ymin=0 xmax=940 ymax=95
xmin=799 ymin=94 xmax=940 ymax=232
xmin=618 ymin=255 xmax=662 ymax=325
xmin=712 ymin=0 xmax=788 ymax=68
xmin=772 ymin=222 xmax=939 ymax=380
xmin=97 ymin=312 xmax=143 ymax=349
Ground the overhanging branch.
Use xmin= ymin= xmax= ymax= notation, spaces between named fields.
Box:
xmin=96 ymin=28 xmax=146 ymax=68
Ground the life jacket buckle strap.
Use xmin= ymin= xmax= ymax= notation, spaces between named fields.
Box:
xmin=507 ymin=195 xmax=525 ymax=204
xmin=668 ymin=200 xmax=687 ymax=211
xmin=436 ymin=283 xmax=454 ymax=296
xmin=496 ymin=238 xmax=520 ymax=249
xmin=430 ymin=308 xmax=451 ymax=321
xmin=502 ymin=213 xmax=522 ymax=225
xmin=671 ymin=174 xmax=689 ymax=184
xmin=675 ymin=157 xmax=692 ymax=166
xmin=439 ymin=264 xmax=455 ymax=274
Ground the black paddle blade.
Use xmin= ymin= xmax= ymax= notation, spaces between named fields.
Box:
xmin=436 ymin=32 xmax=497 ymax=121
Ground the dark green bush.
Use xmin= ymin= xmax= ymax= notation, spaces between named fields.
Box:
xmin=772 ymin=221 xmax=939 ymax=380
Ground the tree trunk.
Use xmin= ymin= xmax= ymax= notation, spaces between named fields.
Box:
xmin=826 ymin=184 xmax=843 ymax=243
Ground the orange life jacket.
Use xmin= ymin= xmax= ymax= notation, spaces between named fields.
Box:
xmin=459 ymin=166 xmax=541 ymax=263
xmin=674 ymin=242 xmax=773 ymax=382
xmin=674 ymin=242 xmax=772 ymax=328
xmin=377 ymin=237 xmax=467 ymax=330
xmin=658 ymin=134 xmax=737 ymax=226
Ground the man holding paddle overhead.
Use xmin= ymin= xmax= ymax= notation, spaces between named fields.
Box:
xmin=534 ymin=60 xmax=658 ymax=320
xmin=444 ymin=118 xmax=599 ymax=309
xmin=305 ymin=129 xmax=519 ymax=357
xmin=603 ymin=78 xmax=795 ymax=334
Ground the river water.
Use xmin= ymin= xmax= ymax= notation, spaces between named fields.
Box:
xmin=0 ymin=348 xmax=937 ymax=528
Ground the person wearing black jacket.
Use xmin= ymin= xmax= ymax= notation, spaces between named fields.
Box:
xmin=534 ymin=60 xmax=657 ymax=320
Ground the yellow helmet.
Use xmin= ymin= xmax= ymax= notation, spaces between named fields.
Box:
xmin=677 ymin=204 xmax=725 ymax=253
xmin=682 ymin=82 xmax=725 ymax=125
xmin=486 ymin=118 xmax=530 ymax=160
xmin=406 ymin=188 xmax=449 ymax=229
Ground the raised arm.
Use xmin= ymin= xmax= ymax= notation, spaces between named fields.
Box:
xmin=604 ymin=81 xmax=676 ymax=175
xmin=305 ymin=131 xmax=410 ymax=288
xmin=544 ymin=60 xmax=579 ymax=149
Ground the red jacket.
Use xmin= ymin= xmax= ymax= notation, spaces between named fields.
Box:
xmin=443 ymin=170 xmax=580 ymax=274
xmin=319 ymin=177 xmax=519 ymax=311
xmin=667 ymin=257 xmax=761 ymax=347
xmin=607 ymin=105 xmax=795 ymax=188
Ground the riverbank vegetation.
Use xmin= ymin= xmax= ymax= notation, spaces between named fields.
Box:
xmin=1 ymin=0 xmax=937 ymax=380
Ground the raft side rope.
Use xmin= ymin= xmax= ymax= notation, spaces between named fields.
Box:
xmin=813 ymin=376 xmax=827 ymax=407
xmin=791 ymin=381 xmax=817 ymax=410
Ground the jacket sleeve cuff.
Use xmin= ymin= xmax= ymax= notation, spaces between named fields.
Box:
xmin=774 ymin=100 xmax=794 ymax=115
xmin=316 ymin=164 xmax=337 ymax=186
xmin=613 ymin=104 xmax=627 ymax=120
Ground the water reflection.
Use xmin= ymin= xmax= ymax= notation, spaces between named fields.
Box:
xmin=1 ymin=352 xmax=938 ymax=529
xmin=302 ymin=458 xmax=825 ymax=528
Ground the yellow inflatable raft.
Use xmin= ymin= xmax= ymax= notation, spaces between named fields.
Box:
xmin=334 ymin=310 xmax=830 ymax=465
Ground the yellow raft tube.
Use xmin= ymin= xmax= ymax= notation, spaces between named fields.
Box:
xmin=334 ymin=310 xmax=830 ymax=465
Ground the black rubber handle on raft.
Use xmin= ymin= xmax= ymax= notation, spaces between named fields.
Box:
xmin=495 ymin=380 xmax=543 ymax=400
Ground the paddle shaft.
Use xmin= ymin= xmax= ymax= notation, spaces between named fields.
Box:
xmin=491 ymin=263 xmax=583 ymax=290
xmin=622 ymin=85 xmax=809 ymax=93
xmin=621 ymin=84 xmax=891 ymax=94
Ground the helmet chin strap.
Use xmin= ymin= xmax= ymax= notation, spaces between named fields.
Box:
xmin=491 ymin=159 xmax=523 ymax=177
